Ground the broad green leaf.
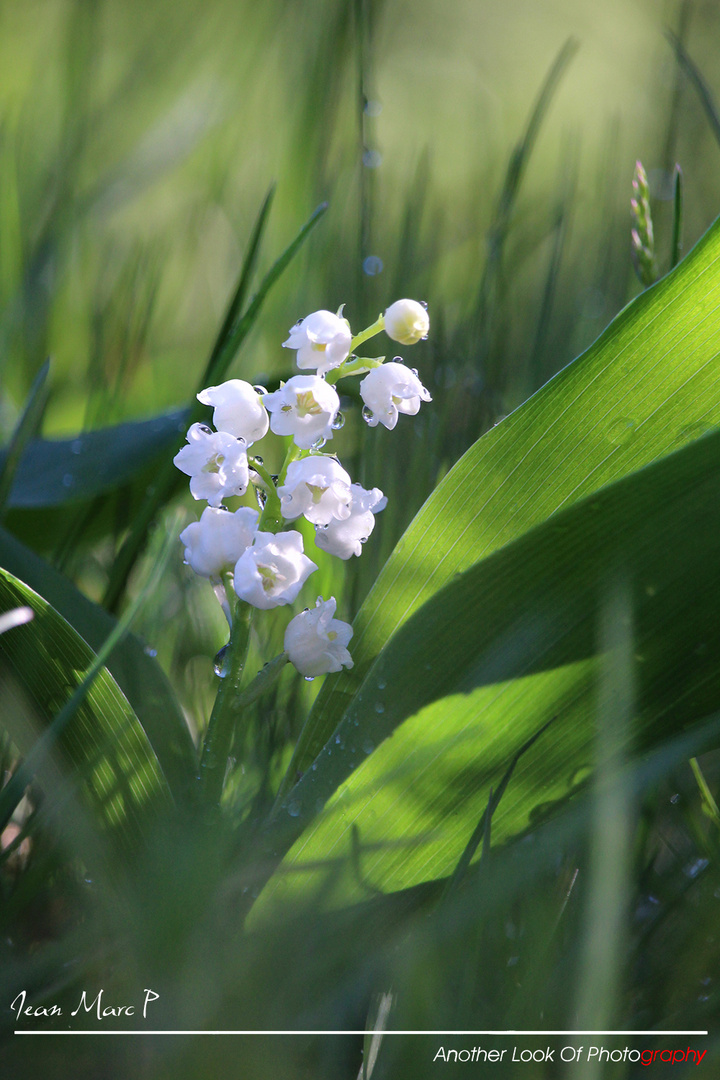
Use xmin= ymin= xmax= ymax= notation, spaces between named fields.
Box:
xmin=0 ymin=526 xmax=197 ymax=802
xmin=258 ymin=428 xmax=720 ymax=911
xmin=0 ymin=569 xmax=174 ymax=849
xmin=285 ymin=211 xmax=720 ymax=787
xmin=0 ymin=409 xmax=187 ymax=509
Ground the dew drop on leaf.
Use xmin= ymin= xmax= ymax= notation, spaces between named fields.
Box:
xmin=606 ymin=416 xmax=636 ymax=446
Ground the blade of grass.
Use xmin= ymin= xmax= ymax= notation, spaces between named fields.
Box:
xmin=442 ymin=716 xmax=556 ymax=903
xmin=200 ymin=183 xmax=275 ymax=389
xmin=667 ymin=30 xmax=720 ymax=148
xmin=0 ymin=359 xmax=50 ymax=523
xmin=472 ymin=38 xmax=579 ymax=358
xmin=671 ymin=164 xmax=683 ymax=269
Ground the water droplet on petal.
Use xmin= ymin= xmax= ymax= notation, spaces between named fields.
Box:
xmin=420 ymin=301 xmax=428 ymax=309
xmin=253 ymin=385 xmax=269 ymax=396
xmin=304 ymin=675 xmax=315 ymax=682
xmin=254 ymin=455 xmax=264 ymax=466
xmin=362 ymin=406 xmax=375 ymax=424
xmin=331 ymin=411 xmax=345 ymax=430
xmin=311 ymin=437 xmax=327 ymax=451
xmin=198 ymin=424 xmax=213 ymax=435
xmin=213 ymin=644 xmax=231 ymax=678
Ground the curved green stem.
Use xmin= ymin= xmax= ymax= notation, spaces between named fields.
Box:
xmin=198 ymin=602 xmax=253 ymax=805
xmin=325 ymin=355 xmax=384 ymax=385
xmin=350 ymin=312 xmax=384 ymax=353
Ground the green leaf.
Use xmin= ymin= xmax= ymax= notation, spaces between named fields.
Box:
xmin=0 ymin=409 xmax=187 ymax=509
xmin=0 ymin=358 xmax=51 ymax=520
xmin=284 ymin=211 xmax=720 ymax=790
xmin=0 ymin=568 xmax=175 ymax=850
xmin=0 ymin=527 xmax=197 ymax=804
xmin=258 ymin=428 xmax=720 ymax=912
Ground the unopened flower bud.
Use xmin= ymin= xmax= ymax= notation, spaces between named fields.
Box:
xmin=384 ymin=299 xmax=429 ymax=345
xmin=631 ymin=161 xmax=657 ymax=288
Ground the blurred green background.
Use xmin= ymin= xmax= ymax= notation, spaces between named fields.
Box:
xmin=3 ymin=0 xmax=720 ymax=1074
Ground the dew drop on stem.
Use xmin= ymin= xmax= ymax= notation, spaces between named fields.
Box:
xmin=213 ymin=644 xmax=230 ymax=678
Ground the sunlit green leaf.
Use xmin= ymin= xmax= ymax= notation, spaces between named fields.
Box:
xmin=285 ymin=211 xmax=720 ymax=788
xmin=259 ymin=427 xmax=720 ymax=911
xmin=0 ymin=526 xmax=197 ymax=802
xmin=0 ymin=569 xmax=175 ymax=849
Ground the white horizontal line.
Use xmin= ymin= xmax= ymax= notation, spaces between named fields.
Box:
xmin=14 ymin=1030 xmax=710 ymax=1037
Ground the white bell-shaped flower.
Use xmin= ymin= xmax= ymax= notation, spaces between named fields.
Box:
xmin=278 ymin=456 xmax=353 ymax=526
xmin=315 ymin=483 xmax=387 ymax=560
xmin=284 ymin=596 xmax=354 ymax=677
xmin=264 ymin=375 xmax=340 ymax=449
xmin=384 ymin=299 xmax=429 ymax=345
xmin=197 ymin=379 xmax=269 ymax=445
xmin=233 ymin=530 xmax=317 ymax=609
xmin=360 ymin=361 xmax=432 ymax=430
xmin=179 ymin=506 xmax=259 ymax=580
xmin=173 ymin=423 xmax=249 ymax=506
xmin=283 ymin=310 xmax=352 ymax=375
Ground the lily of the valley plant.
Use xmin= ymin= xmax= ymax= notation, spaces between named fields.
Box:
xmin=174 ymin=298 xmax=431 ymax=801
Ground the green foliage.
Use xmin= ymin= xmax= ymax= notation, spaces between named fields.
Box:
xmin=0 ymin=568 xmax=174 ymax=850
xmin=288 ymin=211 xmax=720 ymax=788
xmin=3 ymin=2 xmax=720 ymax=1076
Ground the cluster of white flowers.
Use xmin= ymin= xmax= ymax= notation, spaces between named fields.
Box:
xmin=175 ymin=298 xmax=430 ymax=677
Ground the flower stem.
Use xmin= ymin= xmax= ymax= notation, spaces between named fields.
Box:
xmin=325 ymin=355 xmax=384 ymax=385
xmin=258 ymin=442 xmax=301 ymax=531
xmin=198 ymin=600 xmax=253 ymax=805
xmin=350 ymin=312 xmax=384 ymax=353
